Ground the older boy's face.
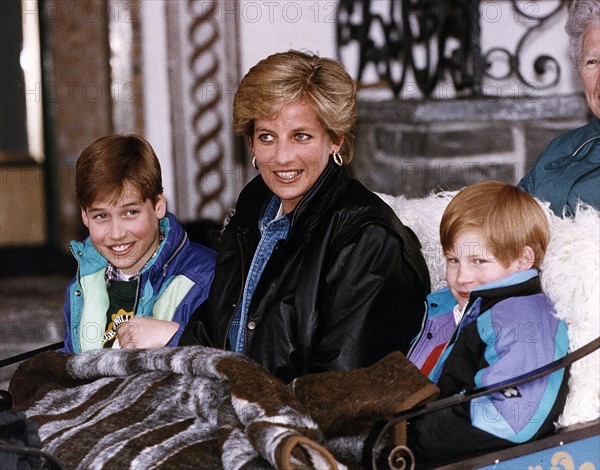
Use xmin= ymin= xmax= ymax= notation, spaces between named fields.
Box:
xmin=444 ymin=229 xmax=521 ymax=310
xmin=81 ymin=182 xmax=166 ymax=275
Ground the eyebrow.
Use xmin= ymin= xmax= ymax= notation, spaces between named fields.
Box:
xmin=87 ymin=200 xmax=143 ymax=212
xmin=254 ymin=124 xmax=317 ymax=134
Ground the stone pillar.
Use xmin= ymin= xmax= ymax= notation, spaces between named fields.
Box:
xmin=41 ymin=0 xmax=113 ymax=249
xmin=0 ymin=0 xmax=46 ymax=247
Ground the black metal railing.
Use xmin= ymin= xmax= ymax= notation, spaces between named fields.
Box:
xmin=336 ymin=0 xmax=568 ymax=99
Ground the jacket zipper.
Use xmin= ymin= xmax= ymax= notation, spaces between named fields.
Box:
xmin=406 ymin=299 xmax=429 ymax=358
xmin=162 ymin=232 xmax=187 ymax=277
xmin=131 ymin=275 xmax=142 ymax=314
xmin=223 ymin=231 xmax=247 ymax=349
xmin=70 ymin=245 xmax=86 ymax=353
xmin=572 ymin=135 xmax=600 ymax=158
xmin=430 ymin=301 xmax=477 ymax=378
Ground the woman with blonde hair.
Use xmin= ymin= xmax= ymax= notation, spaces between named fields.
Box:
xmin=181 ymin=50 xmax=430 ymax=383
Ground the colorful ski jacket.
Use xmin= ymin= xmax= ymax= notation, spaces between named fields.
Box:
xmin=407 ymin=269 xmax=569 ymax=462
xmin=61 ymin=212 xmax=216 ymax=353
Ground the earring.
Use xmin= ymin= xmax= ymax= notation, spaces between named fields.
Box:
xmin=332 ymin=151 xmax=343 ymax=166
xmin=252 ymin=155 xmax=258 ymax=169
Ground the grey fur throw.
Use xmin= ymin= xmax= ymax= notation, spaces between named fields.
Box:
xmin=8 ymin=346 xmax=438 ymax=469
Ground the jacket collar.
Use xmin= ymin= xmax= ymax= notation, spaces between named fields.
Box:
xmin=71 ymin=212 xmax=186 ymax=280
xmin=235 ymin=159 xmax=349 ymax=237
xmin=591 ymin=114 xmax=600 ymax=132
xmin=465 ymin=269 xmax=542 ymax=316
xmin=427 ymin=270 xmax=541 ymax=315
xmin=545 ymin=115 xmax=600 ymax=169
xmin=287 ymin=159 xmax=349 ymax=236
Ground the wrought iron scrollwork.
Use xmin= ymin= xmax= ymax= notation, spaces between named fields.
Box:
xmin=337 ymin=0 xmax=479 ymax=98
xmin=336 ymin=0 xmax=568 ymax=99
xmin=483 ymin=0 xmax=566 ymax=91
xmin=387 ymin=445 xmax=416 ymax=470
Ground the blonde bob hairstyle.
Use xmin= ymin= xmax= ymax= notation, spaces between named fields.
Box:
xmin=233 ymin=50 xmax=357 ymax=164
xmin=76 ymin=134 xmax=163 ymax=209
xmin=440 ymin=181 xmax=549 ymax=269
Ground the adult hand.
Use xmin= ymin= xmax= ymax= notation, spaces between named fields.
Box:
xmin=117 ymin=317 xmax=180 ymax=349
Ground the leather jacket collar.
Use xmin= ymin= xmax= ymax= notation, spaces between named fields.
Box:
xmin=235 ymin=158 xmax=348 ymax=238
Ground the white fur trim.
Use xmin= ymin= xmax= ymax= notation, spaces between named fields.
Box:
xmin=541 ymin=202 xmax=600 ymax=427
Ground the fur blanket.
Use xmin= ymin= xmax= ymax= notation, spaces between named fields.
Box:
xmin=379 ymin=193 xmax=600 ymax=428
xmin=8 ymin=347 xmax=438 ymax=469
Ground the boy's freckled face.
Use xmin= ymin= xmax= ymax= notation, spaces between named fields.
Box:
xmin=445 ymin=229 xmax=521 ymax=309
xmin=81 ymin=182 xmax=166 ymax=275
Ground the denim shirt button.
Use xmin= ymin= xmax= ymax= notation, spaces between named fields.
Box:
xmin=247 ymin=321 xmax=256 ymax=330
xmin=75 ymin=290 xmax=81 ymax=297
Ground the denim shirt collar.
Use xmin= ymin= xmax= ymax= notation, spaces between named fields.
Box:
xmin=259 ymin=195 xmax=289 ymax=234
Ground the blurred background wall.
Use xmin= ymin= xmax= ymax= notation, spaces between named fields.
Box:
xmin=0 ymin=0 xmax=587 ymax=271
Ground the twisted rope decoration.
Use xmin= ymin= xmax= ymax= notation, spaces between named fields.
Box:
xmin=187 ymin=0 xmax=226 ymax=220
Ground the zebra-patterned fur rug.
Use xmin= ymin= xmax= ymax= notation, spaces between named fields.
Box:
xmin=8 ymin=346 xmax=438 ymax=469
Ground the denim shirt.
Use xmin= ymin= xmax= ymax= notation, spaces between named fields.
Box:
xmin=228 ymin=196 xmax=291 ymax=352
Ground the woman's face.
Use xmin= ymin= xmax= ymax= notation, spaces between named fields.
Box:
xmin=252 ymin=101 xmax=342 ymax=214
xmin=581 ymin=23 xmax=600 ymax=118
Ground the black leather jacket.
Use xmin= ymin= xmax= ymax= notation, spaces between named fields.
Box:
xmin=180 ymin=161 xmax=430 ymax=383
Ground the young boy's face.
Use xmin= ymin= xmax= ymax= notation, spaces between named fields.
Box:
xmin=81 ymin=182 xmax=166 ymax=275
xmin=444 ymin=229 xmax=523 ymax=310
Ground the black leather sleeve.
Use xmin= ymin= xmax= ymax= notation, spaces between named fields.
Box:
xmin=310 ymin=223 xmax=427 ymax=373
xmin=178 ymin=301 xmax=217 ymax=348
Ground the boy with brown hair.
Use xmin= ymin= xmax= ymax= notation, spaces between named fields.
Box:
xmin=61 ymin=134 xmax=216 ymax=353
xmin=407 ymin=181 xmax=570 ymax=463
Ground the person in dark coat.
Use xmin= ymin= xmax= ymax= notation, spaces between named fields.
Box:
xmin=180 ymin=50 xmax=430 ymax=383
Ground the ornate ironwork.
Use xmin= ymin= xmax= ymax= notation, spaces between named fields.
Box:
xmin=336 ymin=0 xmax=568 ymax=99
xmin=483 ymin=0 xmax=567 ymax=92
